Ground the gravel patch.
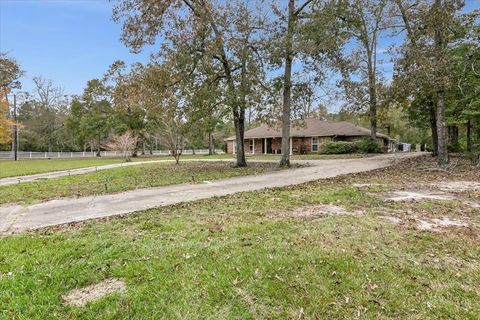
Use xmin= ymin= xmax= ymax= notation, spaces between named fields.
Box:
xmin=291 ymin=205 xmax=363 ymax=218
xmin=383 ymin=190 xmax=455 ymax=202
xmin=62 ymin=278 xmax=126 ymax=307
xmin=381 ymin=215 xmax=471 ymax=233
xmin=435 ymin=181 xmax=480 ymax=192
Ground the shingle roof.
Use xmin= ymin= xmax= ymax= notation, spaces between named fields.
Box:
xmin=226 ymin=118 xmax=389 ymax=140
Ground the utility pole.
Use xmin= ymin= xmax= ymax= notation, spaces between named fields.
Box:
xmin=13 ymin=94 xmax=18 ymax=161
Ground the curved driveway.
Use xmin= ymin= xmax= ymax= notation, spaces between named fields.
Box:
xmin=0 ymin=153 xmax=422 ymax=234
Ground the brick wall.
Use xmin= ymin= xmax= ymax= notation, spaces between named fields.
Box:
xmin=271 ymin=138 xmax=281 ymax=154
xmin=227 ymin=136 xmax=380 ymax=154
xmin=226 ymin=139 xmax=268 ymax=154
xmin=253 ymin=139 xmax=263 ymax=154
xmin=227 ymin=141 xmax=234 ymax=154
xmin=291 ymin=137 xmax=332 ymax=153
xmin=292 ymin=137 xmax=310 ymax=153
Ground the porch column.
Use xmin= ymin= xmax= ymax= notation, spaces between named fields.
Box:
xmin=289 ymin=137 xmax=293 ymax=155
xmin=252 ymin=139 xmax=255 ymax=155
xmin=264 ymin=138 xmax=267 ymax=154
xmin=233 ymin=141 xmax=236 ymax=154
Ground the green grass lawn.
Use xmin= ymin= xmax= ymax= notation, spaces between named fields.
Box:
xmin=1 ymin=157 xmax=479 ymax=319
xmin=0 ymin=158 xmax=127 ymax=179
xmin=0 ymin=153 xmax=373 ymax=179
xmin=0 ymin=155 xmax=233 ymax=179
xmin=0 ymin=161 xmax=282 ymax=205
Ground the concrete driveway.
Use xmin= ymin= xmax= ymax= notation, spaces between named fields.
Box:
xmin=0 ymin=153 xmax=423 ymax=234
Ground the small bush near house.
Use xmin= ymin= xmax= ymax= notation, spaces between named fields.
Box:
xmin=321 ymin=141 xmax=356 ymax=154
xmin=355 ymin=138 xmax=382 ymax=153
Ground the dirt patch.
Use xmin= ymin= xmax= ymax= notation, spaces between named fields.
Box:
xmin=383 ymin=190 xmax=455 ymax=202
xmin=464 ymin=201 xmax=480 ymax=208
xmin=289 ymin=205 xmax=363 ymax=219
xmin=417 ymin=217 xmax=469 ymax=232
xmin=380 ymin=214 xmax=472 ymax=233
xmin=62 ymin=278 xmax=126 ymax=307
xmin=379 ymin=216 xmax=403 ymax=225
xmin=380 ymin=188 xmax=479 ymax=208
xmin=435 ymin=181 xmax=480 ymax=192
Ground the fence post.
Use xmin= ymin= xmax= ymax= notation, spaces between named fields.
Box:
xmin=58 ymin=152 xmax=60 ymax=158
xmin=44 ymin=152 xmax=47 ymax=158
xmin=30 ymin=151 xmax=32 ymax=159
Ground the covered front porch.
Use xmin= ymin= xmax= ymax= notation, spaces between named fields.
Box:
xmin=233 ymin=137 xmax=293 ymax=155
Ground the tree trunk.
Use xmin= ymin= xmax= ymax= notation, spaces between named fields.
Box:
xmin=429 ymin=104 xmax=438 ymax=156
xmin=368 ymin=70 xmax=377 ymax=140
xmin=208 ymin=131 xmax=214 ymax=155
xmin=233 ymin=111 xmax=247 ymax=167
xmin=467 ymin=119 xmax=471 ymax=152
xmin=433 ymin=0 xmax=448 ymax=166
xmin=280 ymin=0 xmax=295 ymax=167
xmin=96 ymin=133 xmax=101 ymax=157
xmin=435 ymin=87 xmax=448 ymax=165
xmin=205 ymin=9 xmax=247 ymax=167
xmin=447 ymin=125 xmax=458 ymax=147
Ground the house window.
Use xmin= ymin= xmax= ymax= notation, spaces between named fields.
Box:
xmin=249 ymin=139 xmax=254 ymax=153
xmin=312 ymin=137 xmax=319 ymax=152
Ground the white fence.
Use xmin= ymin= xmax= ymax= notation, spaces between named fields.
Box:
xmin=0 ymin=149 xmax=224 ymax=159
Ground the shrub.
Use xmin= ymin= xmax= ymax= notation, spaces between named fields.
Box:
xmin=106 ymin=130 xmax=139 ymax=161
xmin=355 ymin=138 xmax=382 ymax=153
xmin=447 ymin=143 xmax=462 ymax=153
xmin=320 ymin=141 xmax=356 ymax=154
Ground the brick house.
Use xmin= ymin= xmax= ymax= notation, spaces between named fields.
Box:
xmin=226 ymin=118 xmax=391 ymax=155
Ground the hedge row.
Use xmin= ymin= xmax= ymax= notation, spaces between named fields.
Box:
xmin=321 ymin=138 xmax=382 ymax=154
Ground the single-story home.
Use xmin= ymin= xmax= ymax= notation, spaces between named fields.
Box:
xmin=226 ymin=118 xmax=392 ymax=155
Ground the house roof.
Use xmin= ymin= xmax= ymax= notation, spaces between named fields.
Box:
xmin=226 ymin=118 xmax=389 ymax=140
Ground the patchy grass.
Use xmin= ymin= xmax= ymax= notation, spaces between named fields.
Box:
xmin=0 ymin=156 xmax=479 ymax=319
xmin=0 ymin=161 xmax=282 ymax=205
